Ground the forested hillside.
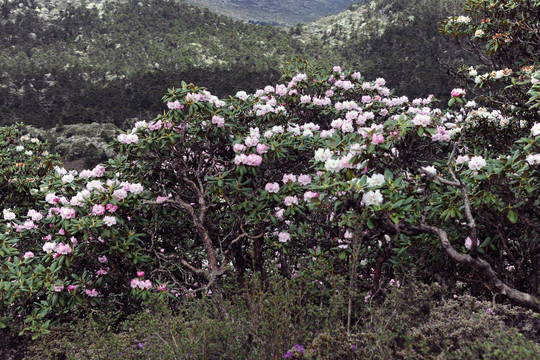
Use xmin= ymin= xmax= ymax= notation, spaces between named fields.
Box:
xmin=0 ymin=0 xmax=304 ymax=128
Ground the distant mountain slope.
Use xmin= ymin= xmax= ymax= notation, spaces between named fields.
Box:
xmin=185 ymin=0 xmax=360 ymax=26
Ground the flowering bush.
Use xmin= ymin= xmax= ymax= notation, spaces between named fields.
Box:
xmin=1 ymin=52 xmax=539 ymax=336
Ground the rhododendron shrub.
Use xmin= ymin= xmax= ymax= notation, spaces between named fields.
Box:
xmin=439 ymin=0 xmax=540 ymax=151
xmin=1 ymin=57 xmax=539 ymax=336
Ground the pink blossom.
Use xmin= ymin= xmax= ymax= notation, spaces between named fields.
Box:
xmin=212 ymin=115 xmax=225 ymax=127
xmin=303 ymin=191 xmax=319 ymax=202
xmin=103 ymin=216 xmax=117 ymax=227
xmin=106 ymin=204 xmax=118 ymax=213
xmin=451 ymin=88 xmax=466 ymax=97
xmin=117 ymin=133 xmax=139 ymax=144
xmin=98 ymin=255 xmax=108 ymax=263
xmin=43 ymin=242 xmax=56 ymax=254
xmin=371 ymin=134 xmax=384 ymax=145
xmin=233 ymin=143 xmax=246 ymax=152
xmin=24 ymin=251 xmax=34 ymax=259
xmin=456 ymin=155 xmax=470 ymax=164
xmin=129 ymin=183 xmax=144 ymax=194
xmin=27 ymin=209 xmax=43 ymax=221
xmin=432 ymin=126 xmax=450 ymax=142
xmin=156 ymin=195 xmax=170 ymax=204
xmin=464 ymin=236 xmax=479 ymax=250
xmin=167 ymin=100 xmax=184 ymax=110
xmin=97 ymin=268 xmax=108 ymax=276
xmin=256 ymin=143 xmax=269 ymax=154
xmin=113 ymin=189 xmax=128 ymax=200
xmin=55 ymin=243 xmax=72 ymax=255
xmin=157 ymin=283 xmax=167 ymax=292
xmin=59 ymin=207 xmax=76 ymax=220
xmin=244 ymin=154 xmax=262 ymax=166
xmin=92 ymin=165 xmax=106 ymax=177
xmin=282 ymin=174 xmax=297 ymax=184
xmin=92 ymin=204 xmax=106 ymax=216
xmin=284 ymin=196 xmax=299 ymax=207
xmin=278 ymin=232 xmax=290 ymax=243
xmin=68 ymin=285 xmax=76 ymax=292
xmin=468 ymin=156 xmax=486 ymax=170
xmin=85 ymin=289 xmax=99 ymax=297
xmin=53 ymin=284 xmax=64 ymax=292
xmin=137 ymin=271 xmax=145 ymax=278
xmin=412 ymin=114 xmax=432 ymax=127
xmin=265 ymin=182 xmax=280 ymax=193
xmin=130 ymin=278 xmax=140 ymax=288
xmin=300 ymin=95 xmax=311 ymax=104
xmin=297 ymin=174 xmax=311 ymax=186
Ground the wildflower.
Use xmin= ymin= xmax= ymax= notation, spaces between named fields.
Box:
xmin=55 ymin=243 xmax=72 ymax=255
xmin=366 ymin=173 xmax=385 ymax=187
xmin=532 ymin=123 xmax=540 ymax=137
xmin=303 ymin=191 xmax=319 ymax=202
xmin=282 ymin=174 xmax=297 ymax=184
xmin=278 ymin=232 xmax=290 ymax=243
xmin=86 ymin=289 xmax=99 ymax=297
xmin=43 ymin=242 xmax=56 ymax=254
xmin=284 ymin=196 xmax=299 ymax=207
xmin=455 ymin=155 xmax=469 ymax=164
xmin=27 ymin=209 xmax=43 ymax=221
xmin=265 ymin=182 xmax=280 ymax=193
xmin=468 ymin=156 xmax=486 ymax=170
xmin=3 ymin=209 xmax=16 ymax=221
xmin=24 ymin=251 xmax=34 ymax=259
xmin=92 ymin=204 xmax=106 ymax=216
xmin=211 ymin=115 xmax=225 ymax=127
xmin=59 ymin=207 xmax=76 ymax=220
xmin=103 ymin=216 xmax=117 ymax=227
xmin=362 ymin=190 xmax=383 ymax=207
xmin=325 ymin=158 xmax=344 ymax=173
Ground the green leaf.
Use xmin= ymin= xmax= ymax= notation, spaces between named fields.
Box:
xmin=367 ymin=219 xmax=374 ymax=229
xmin=507 ymin=210 xmax=518 ymax=223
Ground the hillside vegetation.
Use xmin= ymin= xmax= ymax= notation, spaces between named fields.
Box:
xmin=0 ymin=0 xmax=304 ymax=128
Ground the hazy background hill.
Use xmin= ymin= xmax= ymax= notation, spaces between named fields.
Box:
xmin=184 ymin=0 xmax=360 ymax=26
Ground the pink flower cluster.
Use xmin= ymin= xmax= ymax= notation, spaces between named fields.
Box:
xmin=234 ymin=153 xmax=263 ymax=166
